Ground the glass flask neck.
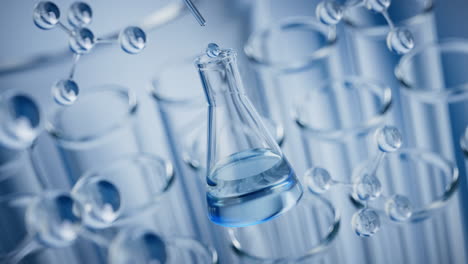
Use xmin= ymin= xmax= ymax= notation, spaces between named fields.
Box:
xmin=196 ymin=49 xmax=246 ymax=106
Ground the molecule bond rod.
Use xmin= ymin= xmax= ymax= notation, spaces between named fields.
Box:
xmin=96 ymin=37 xmax=117 ymax=44
xmin=366 ymin=151 xmax=385 ymax=176
xmin=381 ymin=11 xmax=395 ymax=29
xmin=183 ymin=0 xmax=206 ymax=26
xmin=69 ymin=54 xmax=81 ymax=79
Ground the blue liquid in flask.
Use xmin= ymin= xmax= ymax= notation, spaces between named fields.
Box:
xmin=207 ymin=148 xmax=302 ymax=227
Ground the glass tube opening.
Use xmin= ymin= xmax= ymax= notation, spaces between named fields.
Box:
xmin=294 ymin=76 xmax=392 ymax=140
xmin=72 ymin=154 xmax=175 ymax=228
xmin=46 ymin=84 xmax=138 ymax=149
xmin=344 ymin=0 xmax=433 ymax=37
xmin=244 ymin=16 xmax=336 ymax=73
xmin=353 ymin=148 xmax=459 ymax=222
xmin=151 ymin=57 xmax=206 ymax=106
xmin=229 ymin=193 xmax=340 ymax=262
xmin=395 ymin=39 xmax=468 ymax=103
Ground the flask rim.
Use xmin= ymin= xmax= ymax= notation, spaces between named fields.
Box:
xmin=395 ymin=39 xmax=468 ymax=103
xmin=293 ymin=76 xmax=392 ymax=140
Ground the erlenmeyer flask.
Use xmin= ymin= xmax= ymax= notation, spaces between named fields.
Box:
xmin=195 ymin=44 xmax=303 ymax=227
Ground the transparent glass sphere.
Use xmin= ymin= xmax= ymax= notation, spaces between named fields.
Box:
xmin=386 ymin=27 xmax=414 ymax=55
xmin=0 ymin=93 xmax=41 ymax=149
xmin=365 ymin=0 xmax=391 ymax=13
xmin=108 ymin=228 xmax=168 ymax=264
xmin=315 ymin=1 xmax=343 ymax=26
xmin=26 ymin=192 xmax=83 ymax=248
xmin=385 ymin=194 xmax=413 ymax=222
xmin=69 ymin=27 xmax=95 ymax=54
xmin=304 ymin=167 xmax=333 ymax=194
xmin=119 ymin=26 xmax=147 ymax=54
xmin=68 ymin=2 xmax=92 ymax=28
xmin=376 ymin=125 xmax=402 ymax=153
xmin=33 ymin=1 xmax=60 ymax=30
xmin=52 ymin=79 xmax=79 ymax=106
xmin=206 ymin=43 xmax=221 ymax=58
xmin=72 ymin=179 xmax=121 ymax=229
xmin=351 ymin=208 xmax=381 ymax=237
xmin=353 ymin=173 xmax=382 ymax=201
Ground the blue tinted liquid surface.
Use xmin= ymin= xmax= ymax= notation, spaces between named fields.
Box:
xmin=207 ymin=148 xmax=303 ymax=227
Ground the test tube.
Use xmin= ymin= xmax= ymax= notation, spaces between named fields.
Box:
xmin=71 ymin=154 xmax=174 ymax=229
xmin=46 ymin=84 xmax=139 ymax=182
xmin=343 ymin=0 xmax=436 ymax=125
xmin=244 ymin=16 xmax=340 ymax=176
xmin=228 ymin=193 xmax=340 ymax=263
xmin=343 ymin=1 xmax=464 ymax=261
xmin=294 ymin=76 xmax=393 ymax=264
xmin=44 ymin=84 xmax=179 ymax=262
xmin=395 ymin=39 xmax=468 ymax=263
xmin=352 ymin=148 xmax=460 ymax=264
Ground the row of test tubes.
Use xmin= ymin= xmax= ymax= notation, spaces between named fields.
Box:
xmin=1 ymin=0 xmax=468 ymax=263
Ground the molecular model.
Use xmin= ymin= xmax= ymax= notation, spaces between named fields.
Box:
xmin=33 ymin=1 xmax=147 ymax=106
xmin=304 ymin=126 xmax=413 ymax=237
xmin=316 ymin=0 xmax=415 ymax=55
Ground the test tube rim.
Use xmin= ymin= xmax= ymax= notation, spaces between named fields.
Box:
xmin=228 ymin=193 xmax=340 ymax=262
xmin=244 ymin=16 xmax=337 ymax=73
xmin=46 ymin=84 xmax=138 ymax=147
xmin=351 ymin=148 xmax=459 ymax=222
xmin=343 ymin=0 xmax=434 ymax=38
xmin=395 ymin=38 xmax=468 ymax=103
xmin=293 ymin=76 xmax=392 ymax=141
xmin=71 ymin=153 xmax=175 ymax=228
xmin=150 ymin=57 xmax=206 ymax=106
